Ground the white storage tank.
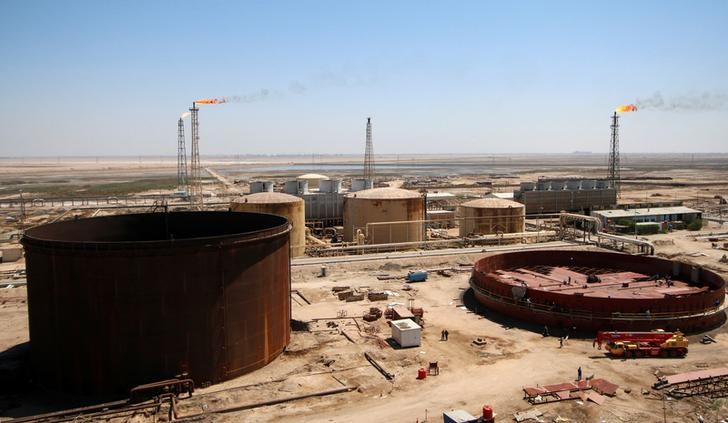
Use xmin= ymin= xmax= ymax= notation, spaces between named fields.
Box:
xmin=391 ymin=318 xmax=421 ymax=348
xmin=351 ymin=178 xmax=374 ymax=192
xmin=536 ymin=180 xmax=550 ymax=191
xmin=565 ymin=180 xmax=581 ymax=190
xmin=596 ymin=180 xmax=609 ymax=189
xmin=581 ymin=179 xmax=596 ymax=190
xmin=550 ymin=180 xmax=565 ymax=191
xmin=249 ymin=181 xmax=274 ymax=193
xmin=284 ymin=180 xmax=309 ymax=195
xmin=296 ymin=173 xmax=328 ymax=189
xmin=319 ymin=179 xmax=342 ymax=193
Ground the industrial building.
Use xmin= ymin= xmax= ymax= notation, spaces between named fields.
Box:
xmin=230 ymin=192 xmax=306 ymax=256
xmin=514 ymin=178 xmax=617 ymax=214
xmin=21 ymin=211 xmax=292 ymax=394
xmin=470 ymin=250 xmax=726 ymax=332
xmin=458 ymin=198 xmax=525 ymax=236
xmin=592 ymin=206 xmax=702 ymax=228
xmin=343 ymin=187 xmax=424 ymax=244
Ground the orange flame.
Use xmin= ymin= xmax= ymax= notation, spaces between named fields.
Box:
xmin=195 ymin=98 xmax=227 ymax=105
xmin=615 ymin=104 xmax=637 ymax=113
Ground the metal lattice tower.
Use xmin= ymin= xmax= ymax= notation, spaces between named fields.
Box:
xmin=608 ymin=111 xmax=621 ymax=197
xmin=189 ymin=103 xmax=202 ymax=207
xmin=363 ymin=117 xmax=374 ymax=181
xmin=177 ymin=118 xmax=188 ymax=192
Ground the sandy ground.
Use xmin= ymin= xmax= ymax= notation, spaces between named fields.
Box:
xmin=1 ymin=155 xmax=728 ymax=422
xmin=2 ymin=242 xmax=727 ymax=422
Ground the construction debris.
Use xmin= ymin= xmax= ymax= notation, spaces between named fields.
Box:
xmin=514 ymin=409 xmax=544 ymax=422
xmin=363 ymin=307 xmax=383 ymax=322
xmin=653 ymin=367 xmax=728 ymax=398
xmin=523 ymin=378 xmax=618 ymax=404
xmin=700 ymin=334 xmax=717 ymax=344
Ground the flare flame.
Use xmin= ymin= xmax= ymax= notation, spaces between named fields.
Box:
xmin=195 ymin=98 xmax=228 ymax=105
xmin=615 ymin=104 xmax=637 ymax=113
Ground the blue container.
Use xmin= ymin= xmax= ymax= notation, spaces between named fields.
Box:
xmin=407 ymin=271 xmax=428 ymax=282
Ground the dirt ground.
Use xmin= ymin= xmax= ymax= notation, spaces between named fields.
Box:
xmin=1 ymin=155 xmax=728 ymax=422
xmin=2 ymin=241 xmax=728 ymax=422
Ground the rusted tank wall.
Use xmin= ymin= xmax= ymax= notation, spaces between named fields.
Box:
xmin=344 ymin=195 xmax=424 ymax=244
xmin=471 ymin=250 xmax=725 ymax=332
xmin=22 ymin=211 xmax=291 ymax=394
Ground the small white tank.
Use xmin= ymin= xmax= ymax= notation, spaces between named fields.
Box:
xmin=550 ymin=181 xmax=565 ymax=191
xmin=351 ymin=178 xmax=374 ymax=192
xmin=565 ymin=180 xmax=581 ymax=190
xmin=249 ymin=181 xmax=274 ymax=193
xmin=581 ymin=180 xmax=596 ymax=190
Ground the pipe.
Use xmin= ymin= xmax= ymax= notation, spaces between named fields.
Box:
xmin=176 ymin=386 xmax=357 ymax=420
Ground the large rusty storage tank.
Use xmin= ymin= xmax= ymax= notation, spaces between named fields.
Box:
xmin=231 ymin=192 xmax=306 ymax=257
xmin=470 ymin=250 xmax=726 ymax=332
xmin=21 ymin=211 xmax=291 ymax=394
xmin=344 ymin=187 xmax=424 ymax=244
xmin=458 ymin=198 xmax=525 ymax=236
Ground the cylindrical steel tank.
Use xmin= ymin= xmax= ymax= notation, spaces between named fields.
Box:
xmin=284 ymin=180 xmax=309 ymax=195
xmin=296 ymin=173 xmax=328 ymax=189
xmin=536 ymin=180 xmax=550 ymax=191
xmin=565 ymin=180 xmax=581 ymax=190
xmin=250 ymin=180 xmax=274 ymax=193
xmin=470 ymin=250 xmax=726 ymax=332
xmin=550 ymin=180 xmax=565 ymax=191
xmin=343 ymin=187 xmax=424 ymax=244
xmin=319 ymin=179 xmax=342 ymax=193
xmin=351 ymin=178 xmax=374 ymax=192
xmin=519 ymin=182 xmax=536 ymax=191
xmin=231 ymin=192 xmax=306 ymax=257
xmin=596 ymin=179 xmax=609 ymax=189
xmin=581 ymin=179 xmax=596 ymax=190
xmin=458 ymin=198 xmax=525 ymax=236
xmin=21 ymin=211 xmax=291 ymax=394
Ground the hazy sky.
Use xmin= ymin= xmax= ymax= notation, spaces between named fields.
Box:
xmin=1 ymin=1 xmax=727 ymax=156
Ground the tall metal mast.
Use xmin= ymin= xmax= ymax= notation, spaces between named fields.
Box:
xmin=363 ymin=117 xmax=374 ymax=181
xmin=608 ymin=112 xmax=621 ymax=197
xmin=177 ymin=118 xmax=188 ymax=193
xmin=189 ymin=103 xmax=202 ymax=207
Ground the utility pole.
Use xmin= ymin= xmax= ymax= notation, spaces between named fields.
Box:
xmin=177 ymin=118 xmax=188 ymax=194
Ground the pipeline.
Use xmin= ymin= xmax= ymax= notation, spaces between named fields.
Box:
xmin=175 ymin=386 xmax=357 ymax=420
xmin=559 ymin=212 xmax=654 ymax=255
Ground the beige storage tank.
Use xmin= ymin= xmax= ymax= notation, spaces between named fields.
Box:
xmin=297 ymin=173 xmax=329 ymax=189
xmin=344 ymin=188 xmax=424 ymax=244
xmin=458 ymin=198 xmax=525 ymax=236
xmin=231 ymin=192 xmax=306 ymax=256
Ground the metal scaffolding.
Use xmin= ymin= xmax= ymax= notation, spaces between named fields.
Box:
xmin=364 ymin=117 xmax=374 ymax=182
xmin=189 ymin=103 xmax=202 ymax=208
xmin=177 ymin=118 xmax=188 ymax=193
xmin=608 ymin=112 xmax=621 ymax=197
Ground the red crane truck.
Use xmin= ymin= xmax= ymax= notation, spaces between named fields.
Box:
xmin=593 ymin=330 xmax=688 ymax=358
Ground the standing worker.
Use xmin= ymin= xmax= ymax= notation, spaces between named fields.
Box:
xmin=577 ymin=366 xmax=582 ymax=381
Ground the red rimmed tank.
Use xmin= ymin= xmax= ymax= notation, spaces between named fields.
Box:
xmin=470 ymin=250 xmax=725 ymax=333
xmin=21 ymin=211 xmax=291 ymax=394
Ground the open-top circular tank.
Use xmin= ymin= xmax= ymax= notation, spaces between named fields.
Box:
xmin=470 ymin=250 xmax=725 ymax=332
xmin=22 ymin=211 xmax=291 ymax=394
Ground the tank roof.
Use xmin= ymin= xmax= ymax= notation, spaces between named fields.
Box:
xmin=461 ymin=198 xmax=524 ymax=208
xmin=235 ymin=192 xmax=303 ymax=204
xmin=297 ymin=173 xmax=329 ymax=180
xmin=347 ymin=187 xmax=421 ymax=199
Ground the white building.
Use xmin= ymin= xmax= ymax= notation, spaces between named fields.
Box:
xmin=391 ymin=318 xmax=422 ymax=348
